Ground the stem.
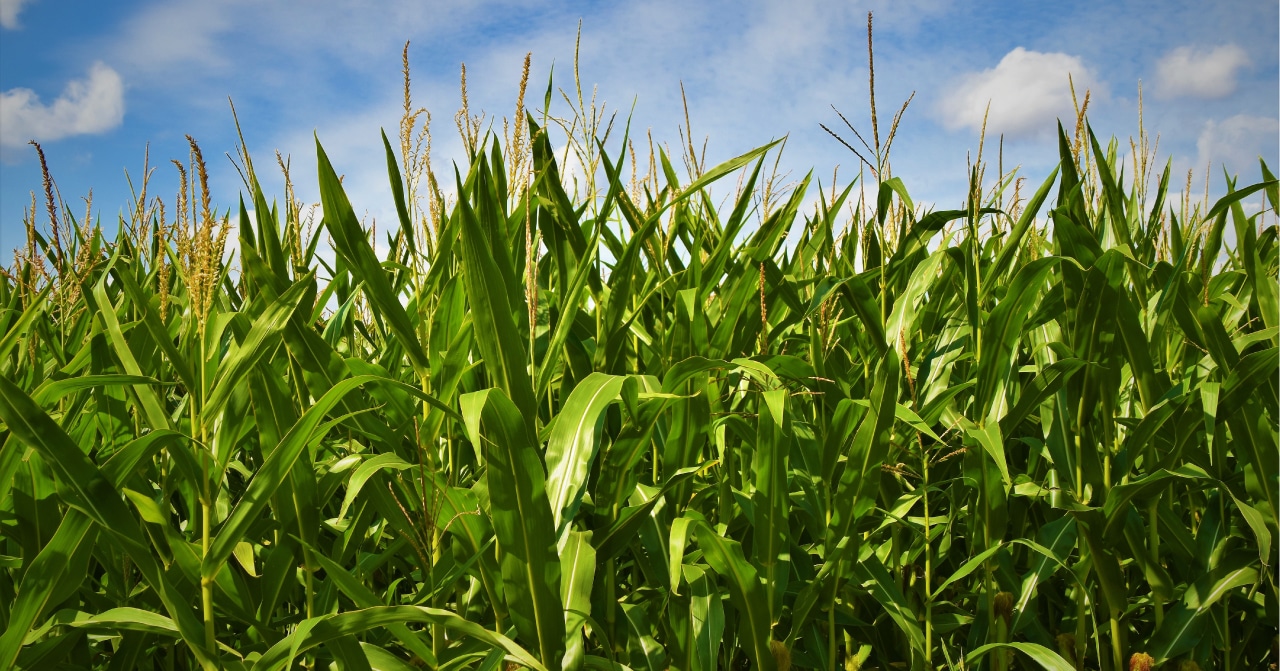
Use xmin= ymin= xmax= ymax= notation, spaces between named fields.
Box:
xmin=827 ymin=595 xmax=837 ymax=671
xmin=433 ymin=528 xmax=445 ymax=658
xmin=981 ymin=440 xmax=996 ymax=666
xmin=606 ymin=557 xmax=618 ymax=656
xmin=304 ymin=549 xmax=315 ymax=619
xmin=1073 ymin=434 xmax=1083 ymax=502
xmin=718 ymin=427 xmax=733 ymax=525
xmin=1109 ymin=613 xmax=1123 ymax=671
xmin=830 ymin=560 xmax=843 ymax=671
xmin=197 ymin=327 xmax=216 ymax=663
xmin=1074 ymin=546 xmax=1087 ymax=671
xmin=1220 ymin=495 xmax=1231 ymax=671
xmin=1071 ymin=419 xmax=1087 ymax=670
xmin=201 ymin=499 xmax=215 ymax=651
xmin=923 ymin=447 xmax=933 ymax=666
xmin=1148 ymin=499 xmax=1163 ymax=627
xmin=996 ymin=612 xmax=1010 ymax=671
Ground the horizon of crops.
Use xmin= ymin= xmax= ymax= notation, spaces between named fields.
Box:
xmin=1 ymin=34 xmax=1277 ymax=671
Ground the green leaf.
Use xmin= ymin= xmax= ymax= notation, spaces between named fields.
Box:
xmin=683 ymin=565 xmax=724 ymax=671
xmin=204 ymin=375 xmax=457 ymax=580
xmin=1185 ymin=564 xmax=1257 ymax=614
xmin=0 ymin=513 xmax=95 ymax=668
xmin=461 ymin=388 xmax=565 ymax=669
xmin=966 ymin=642 xmax=1074 ymax=671
xmin=0 ymin=284 xmax=49 ymax=372
xmin=111 ymin=264 xmax=197 ymax=392
xmin=122 ymin=487 xmax=168 ymax=524
xmin=32 ymin=374 xmax=165 ymax=406
xmin=1229 ymin=492 xmax=1274 ymax=567
xmin=985 ymin=166 xmax=1059 ymax=287
xmin=751 ymin=389 xmax=790 ymax=624
xmin=85 ymin=281 xmax=172 ymax=430
xmin=0 ymin=375 xmax=215 ymax=668
xmin=1145 ymin=603 xmax=1204 ymax=662
xmin=827 ymin=349 xmax=900 ymax=548
xmin=337 ymin=452 xmax=415 ymax=523
xmin=1102 ymin=465 xmax=1210 ymax=537
xmin=560 ymin=530 xmax=597 ymax=671
xmin=536 ymin=232 xmax=602 ymax=399
xmin=68 ymin=607 xmax=179 ymax=636
xmin=974 ymin=256 xmax=1064 ymax=422
xmin=316 ymin=136 xmax=430 ymax=375
xmin=545 ymin=373 xmax=625 ymax=540
xmin=591 ymin=464 xmax=706 ymax=562
xmin=932 ymin=543 xmax=1003 ymax=599
xmin=964 ymin=419 xmax=1011 ymax=487
xmin=853 ymin=555 xmax=925 ymax=654
xmin=456 ymin=170 xmax=539 ymax=433
xmin=1072 ymin=510 xmax=1128 ymax=618
xmin=999 ymin=358 xmax=1086 ymax=436
xmin=307 ymin=548 xmax=439 ymax=667
xmin=250 ymin=606 xmax=546 ymax=671
xmin=693 ymin=521 xmax=775 ymax=671
xmin=382 ymin=129 xmax=414 ymax=251
xmin=668 ymin=517 xmax=694 ymax=596
xmin=204 ymin=274 xmax=312 ymax=418
xmin=886 ymin=248 xmax=947 ymax=346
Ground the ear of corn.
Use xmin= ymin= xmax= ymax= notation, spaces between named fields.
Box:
xmin=0 ymin=63 xmax=1276 ymax=671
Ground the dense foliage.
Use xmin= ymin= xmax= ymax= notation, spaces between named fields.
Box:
xmin=0 ymin=71 xmax=1277 ymax=671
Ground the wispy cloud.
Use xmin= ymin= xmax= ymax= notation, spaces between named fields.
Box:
xmin=936 ymin=47 xmax=1100 ymax=139
xmin=1196 ymin=114 xmax=1278 ymax=176
xmin=107 ymin=0 xmax=531 ymax=82
xmin=1155 ymin=44 xmax=1251 ymax=100
xmin=1 ymin=0 xmax=1275 ymax=256
xmin=0 ymin=0 xmax=32 ymax=29
xmin=110 ymin=0 xmax=233 ymax=75
xmin=0 ymin=62 xmax=126 ymax=149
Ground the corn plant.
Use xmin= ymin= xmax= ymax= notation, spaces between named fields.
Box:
xmin=0 ymin=57 xmax=1276 ymax=671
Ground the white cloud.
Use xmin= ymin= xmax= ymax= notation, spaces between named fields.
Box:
xmin=0 ymin=0 xmax=32 ymax=29
xmin=1154 ymin=44 xmax=1250 ymax=100
xmin=111 ymin=1 xmax=233 ymax=74
xmin=937 ymin=47 xmax=1099 ymax=139
xmin=0 ymin=62 xmax=125 ymax=148
xmin=1195 ymin=114 xmax=1279 ymax=177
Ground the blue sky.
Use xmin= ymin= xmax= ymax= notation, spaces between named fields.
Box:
xmin=2 ymin=0 xmax=1277 ymax=256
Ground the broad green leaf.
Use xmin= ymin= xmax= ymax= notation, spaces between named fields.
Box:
xmin=974 ymin=256 xmax=1063 ymax=422
xmin=461 ymin=388 xmax=565 ymax=669
xmin=250 ymin=606 xmax=546 ymax=671
xmin=307 ymin=548 xmax=439 ymax=667
xmin=853 ymin=555 xmax=926 ymax=655
xmin=999 ymin=358 xmax=1086 ymax=436
xmin=827 ymin=349 xmax=900 ymax=547
xmin=204 ymin=274 xmax=312 ymax=418
xmin=1102 ymin=464 xmax=1210 ymax=537
xmin=966 ymin=642 xmax=1074 ymax=671
xmin=86 ymin=281 xmax=172 ymax=430
xmin=204 ymin=375 xmax=457 ymax=580
xmin=1145 ymin=603 xmax=1204 ymax=661
xmin=560 ymin=530 xmax=596 ymax=671
xmin=751 ymin=389 xmax=789 ymax=624
xmin=693 ymin=521 xmax=776 ymax=671
xmin=545 ymin=373 xmax=625 ymax=540
xmin=932 ymin=543 xmax=1003 ymax=599
xmin=337 ymin=452 xmax=415 ymax=522
xmin=316 ymin=136 xmax=430 ymax=375
xmin=886 ymin=248 xmax=946 ymax=345
xmin=0 ymin=285 xmax=49 ymax=371
xmin=0 ymin=376 xmax=215 ymax=668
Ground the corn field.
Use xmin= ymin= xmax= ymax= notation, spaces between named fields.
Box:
xmin=0 ymin=62 xmax=1277 ymax=671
